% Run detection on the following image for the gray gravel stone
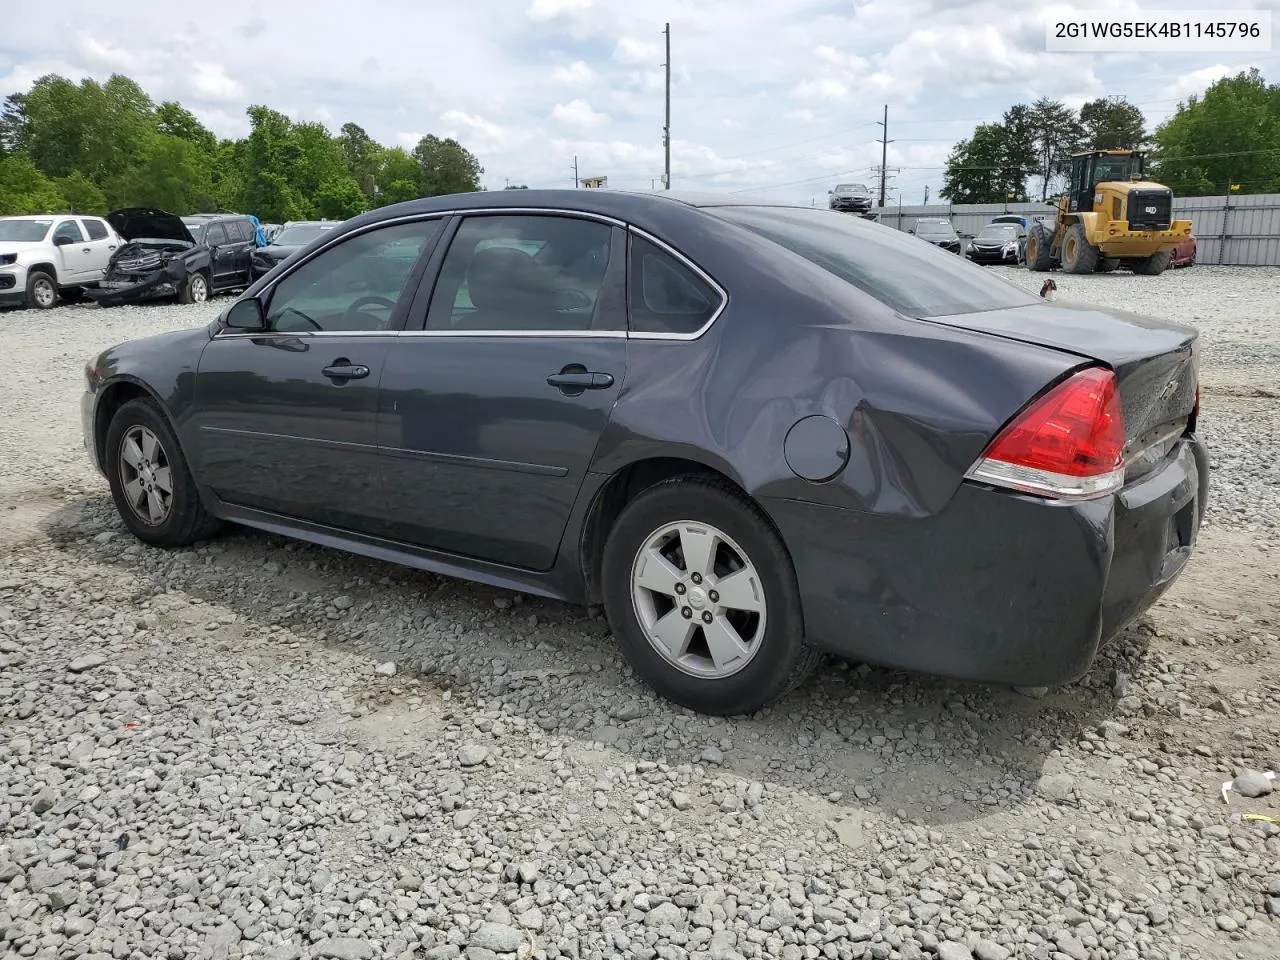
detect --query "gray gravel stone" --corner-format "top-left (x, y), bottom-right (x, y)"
top-left (468, 923), bottom-right (522, 953)
top-left (1232, 769), bottom-right (1273, 797)
top-left (938, 943), bottom-right (974, 960)
top-left (67, 652), bottom-right (107, 672)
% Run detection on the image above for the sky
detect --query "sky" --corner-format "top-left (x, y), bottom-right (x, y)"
top-left (2, 0), bottom-right (1278, 207)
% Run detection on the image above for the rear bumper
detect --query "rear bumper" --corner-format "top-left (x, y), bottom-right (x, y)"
top-left (1096, 219), bottom-right (1194, 257)
top-left (764, 435), bottom-right (1207, 687)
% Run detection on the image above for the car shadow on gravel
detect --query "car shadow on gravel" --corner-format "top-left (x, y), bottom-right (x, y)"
top-left (41, 494), bottom-right (1154, 835)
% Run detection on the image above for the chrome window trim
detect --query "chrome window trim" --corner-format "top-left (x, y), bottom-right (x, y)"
top-left (626, 227), bottom-right (729, 342)
top-left (212, 207), bottom-right (728, 343)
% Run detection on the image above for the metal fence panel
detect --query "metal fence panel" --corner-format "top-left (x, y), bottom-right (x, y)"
top-left (868, 193), bottom-right (1280, 266)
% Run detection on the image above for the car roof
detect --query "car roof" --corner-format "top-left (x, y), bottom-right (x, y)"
top-left (1, 213), bottom-right (97, 220)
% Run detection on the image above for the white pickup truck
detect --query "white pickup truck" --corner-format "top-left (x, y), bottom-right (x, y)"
top-left (0, 214), bottom-right (123, 310)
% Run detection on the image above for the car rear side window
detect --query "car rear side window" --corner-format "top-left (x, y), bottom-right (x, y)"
top-left (425, 214), bottom-right (613, 332)
top-left (81, 219), bottom-right (109, 241)
top-left (709, 205), bottom-right (1040, 318)
top-left (628, 234), bottom-right (722, 335)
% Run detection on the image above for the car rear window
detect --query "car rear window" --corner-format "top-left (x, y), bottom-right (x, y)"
top-left (707, 205), bottom-right (1041, 318)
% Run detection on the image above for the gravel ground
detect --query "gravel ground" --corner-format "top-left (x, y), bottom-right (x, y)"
top-left (1, 268), bottom-right (1278, 960)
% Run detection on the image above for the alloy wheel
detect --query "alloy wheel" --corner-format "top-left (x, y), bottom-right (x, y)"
top-left (190, 275), bottom-right (208, 302)
top-left (118, 425), bottom-right (174, 526)
top-left (630, 520), bottom-right (767, 680)
top-left (32, 278), bottom-right (55, 307)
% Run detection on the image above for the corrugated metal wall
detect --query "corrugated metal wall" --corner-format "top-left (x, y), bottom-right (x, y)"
top-left (867, 194), bottom-right (1280, 267)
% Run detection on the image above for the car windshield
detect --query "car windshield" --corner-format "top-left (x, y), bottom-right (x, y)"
top-left (914, 220), bottom-right (955, 238)
top-left (1093, 154), bottom-right (1138, 183)
top-left (835, 184), bottom-right (867, 193)
top-left (709, 205), bottom-right (1041, 318)
top-left (182, 220), bottom-right (205, 241)
top-left (0, 220), bottom-right (53, 242)
top-left (978, 225), bottom-right (1020, 240)
top-left (271, 224), bottom-right (333, 246)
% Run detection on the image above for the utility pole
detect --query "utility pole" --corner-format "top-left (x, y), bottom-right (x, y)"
top-left (876, 104), bottom-right (893, 208)
top-left (572, 156), bottom-right (579, 188)
top-left (663, 22), bottom-right (671, 190)
top-left (923, 185), bottom-right (930, 205)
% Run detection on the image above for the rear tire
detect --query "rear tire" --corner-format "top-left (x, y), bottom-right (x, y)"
top-left (1061, 222), bottom-right (1099, 274)
top-left (105, 398), bottom-right (221, 547)
top-left (1025, 224), bottom-right (1054, 272)
top-left (1133, 250), bottom-right (1173, 276)
top-left (600, 475), bottom-right (821, 716)
top-left (1096, 258), bottom-right (1120, 273)
top-left (26, 271), bottom-right (58, 309)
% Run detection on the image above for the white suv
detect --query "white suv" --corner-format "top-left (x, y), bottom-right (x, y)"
top-left (0, 214), bottom-right (122, 310)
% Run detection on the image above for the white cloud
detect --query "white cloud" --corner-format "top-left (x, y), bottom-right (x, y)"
top-left (550, 99), bottom-right (608, 127)
top-left (1169, 64), bottom-right (1237, 103)
top-left (550, 60), bottom-right (597, 85)
top-left (613, 37), bottom-right (662, 67)
top-left (0, 0), bottom-right (1264, 203)
top-left (527, 0), bottom-right (593, 20)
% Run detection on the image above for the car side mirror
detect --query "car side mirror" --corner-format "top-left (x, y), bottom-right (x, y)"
top-left (225, 297), bottom-right (266, 330)
top-left (53, 235), bottom-right (74, 246)
top-left (907, 229), bottom-right (914, 234)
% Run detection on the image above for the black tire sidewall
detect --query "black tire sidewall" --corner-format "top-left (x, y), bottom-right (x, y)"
top-left (104, 399), bottom-right (201, 546)
top-left (601, 480), bottom-right (806, 715)
top-left (26, 271), bottom-right (57, 309)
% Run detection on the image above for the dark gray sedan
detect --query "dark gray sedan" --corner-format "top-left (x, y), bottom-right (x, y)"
top-left (81, 190), bottom-right (1209, 716)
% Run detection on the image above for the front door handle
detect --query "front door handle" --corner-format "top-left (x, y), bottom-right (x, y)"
top-left (322, 361), bottom-right (370, 381)
top-left (546, 371), bottom-right (614, 390)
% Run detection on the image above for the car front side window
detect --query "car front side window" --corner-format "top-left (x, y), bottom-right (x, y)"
top-left (263, 219), bottom-right (441, 333)
top-left (53, 220), bottom-right (84, 244)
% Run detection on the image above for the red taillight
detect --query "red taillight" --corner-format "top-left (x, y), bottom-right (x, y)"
top-left (966, 366), bottom-right (1126, 500)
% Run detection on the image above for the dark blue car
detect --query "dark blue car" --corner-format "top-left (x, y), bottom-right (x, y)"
top-left (80, 190), bottom-right (1208, 716)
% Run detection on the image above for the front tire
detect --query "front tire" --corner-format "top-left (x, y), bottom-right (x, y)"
top-left (26, 271), bottom-right (58, 309)
top-left (178, 271), bottom-right (210, 304)
top-left (600, 476), bottom-right (821, 716)
top-left (105, 398), bottom-right (221, 547)
top-left (1061, 222), bottom-right (1099, 274)
top-left (1025, 225), bottom-right (1053, 272)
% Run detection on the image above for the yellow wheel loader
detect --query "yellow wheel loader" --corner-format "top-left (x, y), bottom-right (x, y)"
top-left (1025, 150), bottom-right (1194, 276)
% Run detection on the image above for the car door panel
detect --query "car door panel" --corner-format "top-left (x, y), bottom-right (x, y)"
top-left (379, 336), bottom-right (626, 569)
top-left (192, 334), bottom-right (392, 532)
top-left (78, 219), bottom-right (116, 278)
top-left (377, 214), bottom-right (627, 571)
top-left (187, 217), bottom-right (445, 535)
top-left (52, 219), bottom-right (88, 283)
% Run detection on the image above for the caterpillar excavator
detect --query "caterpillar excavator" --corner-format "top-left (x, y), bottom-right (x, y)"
top-left (1025, 149), bottom-right (1193, 276)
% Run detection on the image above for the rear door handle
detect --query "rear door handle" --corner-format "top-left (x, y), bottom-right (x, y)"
top-left (322, 362), bottom-right (370, 381)
top-left (546, 371), bottom-right (614, 390)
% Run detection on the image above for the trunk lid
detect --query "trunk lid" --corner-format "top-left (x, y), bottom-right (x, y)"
top-left (921, 301), bottom-right (1199, 471)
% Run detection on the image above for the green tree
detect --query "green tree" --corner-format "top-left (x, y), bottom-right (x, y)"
top-left (114, 134), bottom-right (215, 213)
top-left (1151, 69), bottom-right (1280, 195)
top-left (412, 135), bottom-right (483, 196)
top-left (315, 176), bottom-right (367, 219)
top-left (0, 155), bottom-right (64, 214)
top-left (338, 122), bottom-right (382, 201)
top-left (940, 124), bottom-right (1018, 203)
top-left (240, 106), bottom-right (308, 221)
top-left (54, 172), bottom-right (108, 214)
top-left (1078, 96), bottom-right (1148, 151)
top-left (156, 101), bottom-right (217, 154)
top-left (375, 147), bottom-right (422, 206)
top-left (1029, 97), bottom-right (1086, 201)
